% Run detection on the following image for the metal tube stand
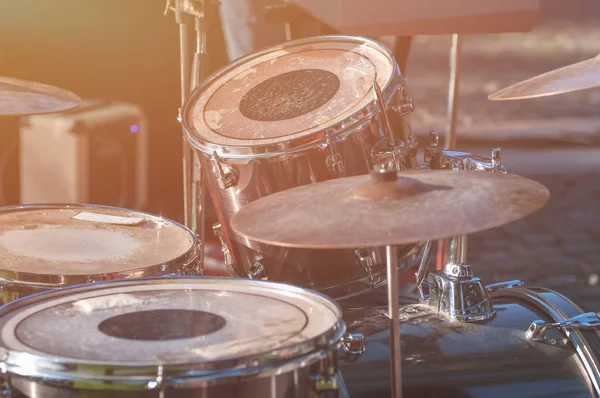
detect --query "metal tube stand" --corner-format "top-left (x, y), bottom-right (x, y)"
top-left (167, 0), bottom-right (214, 274)
top-left (386, 244), bottom-right (402, 398)
top-left (438, 33), bottom-right (466, 268)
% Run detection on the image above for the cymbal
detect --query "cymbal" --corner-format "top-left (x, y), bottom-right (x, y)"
top-left (231, 170), bottom-right (549, 249)
top-left (0, 77), bottom-right (82, 115)
top-left (488, 54), bottom-right (600, 100)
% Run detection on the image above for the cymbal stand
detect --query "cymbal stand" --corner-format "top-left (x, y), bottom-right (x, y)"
top-left (373, 86), bottom-right (403, 398)
top-left (165, 0), bottom-right (216, 273)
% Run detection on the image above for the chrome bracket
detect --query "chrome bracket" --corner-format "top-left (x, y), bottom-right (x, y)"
top-left (393, 78), bottom-right (416, 116)
top-left (325, 134), bottom-right (344, 176)
top-left (372, 133), bottom-right (418, 172)
top-left (341, 333), bottom-right (366, 363)
top-left (423, 262), bottom-right (495, 322)
top-left (210, 152), bottom-right (238, 189)
top-left (526, 312), bottom-right (600, 342)
top-left (212, 222), bottom-right (235, 274)
top-left (424, 131), bottom-right (507, 173)
top-left (355, 248), bottom-right (379, 286)
top-left (247, 260), bottom-right (268, 280)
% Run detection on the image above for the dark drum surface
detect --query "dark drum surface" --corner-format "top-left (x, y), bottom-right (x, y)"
top-left (339, 286), bottom-right (595, 398)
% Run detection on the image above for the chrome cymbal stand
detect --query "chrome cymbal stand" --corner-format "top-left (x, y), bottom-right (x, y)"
top-left (165, 0), bottom-right (216, 274)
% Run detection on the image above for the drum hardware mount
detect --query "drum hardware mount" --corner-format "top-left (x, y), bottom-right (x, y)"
top-left (526, 312), bottom-right (600, 342)
top-left (425, 131), bottom-right (506, 173)
top-left (419, 261), bottom-right (496, 322)
top-left (247, 259), bottom-right (268, 280)
top-left (210, 152), bottom-right (238, 189)
top-left (212, 222), bottom-right (235, 274)
top-left (340, 333), bottom-right (366, 363)
top-left (325, 133), bottom-right (344, 176)
top-left (392, 77), bottom-right (416, 117)
top-left (355, 248), bottom-right (379, 286)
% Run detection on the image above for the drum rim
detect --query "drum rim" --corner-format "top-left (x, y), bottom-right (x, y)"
top-left (182, 35), bottom-right (403, 159)
top-left (0, 277), bottom-right (345, 388)
top-left (0, 204), bottom-right (198, 285)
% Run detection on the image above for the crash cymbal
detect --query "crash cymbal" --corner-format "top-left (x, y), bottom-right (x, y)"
top-left (489, 54), bottom-right (600, 100)
top-left (0, 77), bottom-right (82, 115)
top-left (231, 169), bottom-right (549, 249)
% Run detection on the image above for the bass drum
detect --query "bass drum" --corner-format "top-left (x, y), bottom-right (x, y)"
top-left (339, 285), bottom-right (600, 397)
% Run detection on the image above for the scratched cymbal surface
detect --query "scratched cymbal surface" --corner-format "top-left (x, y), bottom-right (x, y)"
top-left (0, 76), bottom-right (81, 115)
top-left (489, 54), bottom-right (600, 100)
top-left (231, 170), bottom-right (550, 249)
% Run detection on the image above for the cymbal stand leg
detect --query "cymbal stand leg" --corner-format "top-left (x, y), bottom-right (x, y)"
top-left (386, 245), bottom-right (402, 398)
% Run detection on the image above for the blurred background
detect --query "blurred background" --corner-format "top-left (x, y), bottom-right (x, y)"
top-left (1, 0), bottom-right (600, 308)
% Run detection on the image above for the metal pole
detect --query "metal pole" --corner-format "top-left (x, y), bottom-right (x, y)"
top-left (175, 0), bottom-right (194, 233)
top-left (445, 33), bottom-right (461, 150)
top-left (386, 245), bottom-right (402, 398)
top-left (439, 34), bottom-right (467, 267)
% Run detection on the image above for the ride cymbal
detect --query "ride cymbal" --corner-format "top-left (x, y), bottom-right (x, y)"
top-left (0, 77), bottom-right (81, 115)
top-left (231, 169), bottom-right (549, 249)
top-left (489, 54), bottom-right (600, 100)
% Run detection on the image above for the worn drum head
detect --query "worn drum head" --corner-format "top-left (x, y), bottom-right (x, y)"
top-left (184, 36), bottom-right (397, 151)
top-left (0, 277), bottom-right (343, 386)
top-left (0, 205), bottom-right (196, 283)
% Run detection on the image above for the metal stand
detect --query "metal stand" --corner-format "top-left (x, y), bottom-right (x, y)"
top-left (166, 0), bottom-right (216, 273)
top-left (437, 34), bottom-right (464, 269)
top-left (386, 244), bottom-right (402, 398)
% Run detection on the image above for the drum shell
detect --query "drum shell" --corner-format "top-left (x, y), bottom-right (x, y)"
top-left (7, 354), bottom-right (334, 398)
top-left (189, 74), bottom-right (418, 299)
top-left (339, 286), bottom-right (598, 397)
top-left (0, 204), bottom-right (199, 305)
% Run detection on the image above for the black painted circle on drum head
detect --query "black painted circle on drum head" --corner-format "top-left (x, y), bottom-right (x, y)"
top-left (98, 309), bottom-right (226, 341)
top-left (239, 69), bottom-right (340, 122)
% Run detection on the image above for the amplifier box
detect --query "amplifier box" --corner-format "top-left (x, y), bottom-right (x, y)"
top-left (19, 100), bottom-right (148, 210)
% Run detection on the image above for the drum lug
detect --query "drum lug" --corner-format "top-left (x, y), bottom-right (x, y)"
top-left (526, 312), bottom-right (600, 342)
top-left (308, 371), bottom-right (338, 396)
top-left (424, 131), bottom-right (507, 173)
top-left (247, 260), bottom-right (268, 280)
top-left (341, 333), bottom-right (366, 362)
top-left (212, 222), bottom-right (236, 274)
top-left (210, 153), bottom-right (238, 189)
top-left (355, 248), bottom-right (379, 286)
top-left (393, 78), bottom-right (415, 116)
top-left (325, 134), bottom-right (344, 176)
top-left (485, 279), bottom-right (524, 293)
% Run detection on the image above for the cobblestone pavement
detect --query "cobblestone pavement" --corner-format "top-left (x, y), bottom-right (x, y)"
top-left (462, 145), bottom-right (600, 312)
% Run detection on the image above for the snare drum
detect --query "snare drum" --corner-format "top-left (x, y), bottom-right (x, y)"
top-left (183, 35), bottom-right (422, 299)
top-left (0, 277), bottom-right (346, 397)
top-left (0, 204), bottom-right (198, 304)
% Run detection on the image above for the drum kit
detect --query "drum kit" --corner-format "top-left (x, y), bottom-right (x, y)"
top-left (1, 2), bottom-right (600, 397)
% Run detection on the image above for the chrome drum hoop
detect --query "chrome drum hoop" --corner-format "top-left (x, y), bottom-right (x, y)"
top-left (0, 277), bottom-right (347, 397)
top-left (491, 287), bottom-right (600, 397)
top-left (183, 35), bottom-right (418, 298)
top-left (0, 204), bottom-right (199, 305)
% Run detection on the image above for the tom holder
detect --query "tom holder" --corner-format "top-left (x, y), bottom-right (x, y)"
top-left (418, 131), bottom-right (507, 322)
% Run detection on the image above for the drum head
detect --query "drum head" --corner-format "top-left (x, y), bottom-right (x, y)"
top-left (0, 205), bottom-right (195, 281)
top-left (0, 278), bottom-right (342, 373)
top-left (184, 36), bottom-right (396, 149)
